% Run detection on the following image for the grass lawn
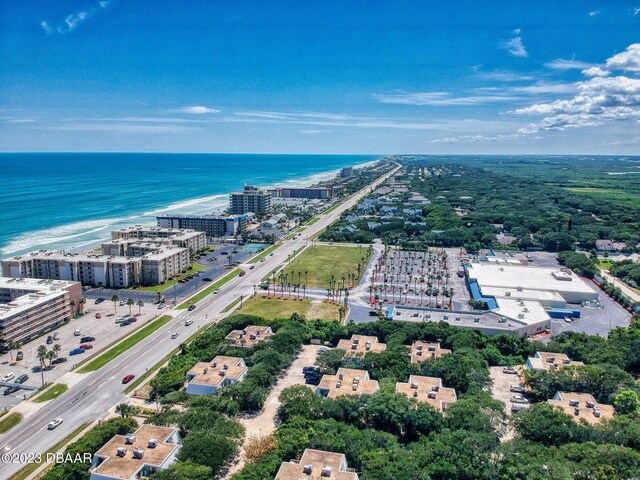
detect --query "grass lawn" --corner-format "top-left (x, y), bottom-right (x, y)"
top-left (8, 422), bottom-right (91, 480)
top-left (177, 268), bottom-right (242, 309)
top-left (238, 296), bottom-right (341, 320)
top-left (275, 245), bottom-right (372, 289)
top-left (0, 412), bottom-right (22, 435)
top-left (33, 383), bottom-right (68, 403)
top-left (78, 315), bottom-right (173, 373)
top-left (597, 259), bottom-right (615, 270)
top-left (565, 187), bottom-right (640, 209)
top-left (248, 244), bottom-right (280, 264)
top-left (137, 263), bottom-right (207, 293)
top-left (306, 217), bottom-right (320, 225)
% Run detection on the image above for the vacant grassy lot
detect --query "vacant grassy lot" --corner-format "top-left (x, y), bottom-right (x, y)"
top-left (565, 187), bottom-right (640, 209)
top-left (238, 296), bottom-right (341, 320)
top-left (33, 383), bottom-right (68, 403)
top-left (277, 245), bottom-right (371, 289)
top-left (78, 315), bottom-right (173, 373)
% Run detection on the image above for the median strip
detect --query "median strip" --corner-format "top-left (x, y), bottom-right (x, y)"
top-left (0, 412), bottom-right (23, 435)
top-left (77, 315), bottom-right (174, 373)
top-left (248, 244), bottom-right (280, 263)
top-left (32, 383), bottom-right (68, 403)
top-left (177, 268), bottom-right (242, 309)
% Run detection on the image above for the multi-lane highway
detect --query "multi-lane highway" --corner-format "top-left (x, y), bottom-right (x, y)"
top-left (0, 163), bottom-right (399, 478)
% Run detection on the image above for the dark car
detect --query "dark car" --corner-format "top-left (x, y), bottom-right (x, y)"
top-left (202, 277), bottom-right (212, 282)
top-left (178, 279), bottom-right (187, 283)
top-left (80, 336), bottom-right (95, 343)
top-left (188, 305), bottom-right (196, 311)
top-left (52, 357), bottom-right (68, 365)
top-left (122, 374), bottom-right (135, 384)
top-left (46, 335), bottom-right (54, 344)
top-left (15, 351), bottom-right (24, 361)
top-left (239, 271), bottom-right (246, 277)
top-left (70, 348), bottom-right (85, 355)
top-left (14, 374), bottom-right (28, 384)
top-left (305, 377), bottom-right (321, 385)
top-left (120, 321), bottom-right (131, 326)
top-left (3, 386), bottom-right (19, 395)
top-left (127, 317), bottom-right (137, 323)
top-left (368, 310), bottom-right (379, 316)
top-left (303, 366), bottom-right (319, 374)
top-left (95, 297), bottom-right (105, 304)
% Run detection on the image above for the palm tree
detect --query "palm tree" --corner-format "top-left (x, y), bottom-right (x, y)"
top-left (79, 297), bottom-right (86, 314)
top-left (69, 300), bottom-right (76, 316)
top-left (6, 340), bottom-right (15, 361)
top-left (52, 343), bottom-right (61, 359)
top-left (36, 345), bottom-right (47, 386)
top-left (115, 403), bottom-right (139, 418)
top-left (137, 300), bottom-right (144, 315)
top-left (126, 298), bottom-right (134, 315)
top-left (45, 350), bottom-right (56, 368)
top-left (156, 291), bottom-right (162, 304)
top-left (111, 294), bottom-right (120, 313)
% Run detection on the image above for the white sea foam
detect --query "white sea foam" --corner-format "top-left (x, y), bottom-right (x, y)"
top-left (1, 159), bottom-right (380, 257)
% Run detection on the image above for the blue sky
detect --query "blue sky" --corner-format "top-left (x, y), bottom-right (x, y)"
top-left (1, 1), bottom-right (640, 154)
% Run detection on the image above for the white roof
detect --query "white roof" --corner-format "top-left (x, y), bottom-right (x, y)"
top-left (494, 298), bottom-right (551, 326)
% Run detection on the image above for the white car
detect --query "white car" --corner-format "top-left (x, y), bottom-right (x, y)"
top-left (74, 329), bottom-right (81, 336)
top-left (213, 290), bottom-right (220, 294)
top-left (171, 332), bottom-right (179, 339)
top-left (510, 394), bottom-right (528, 404)
top-left (185, 319), bottom-right (194, 326)
top-left (1, 373), bottom-right (15, 383)
top-left (47, 418), bottom-right (63, 430)
top-left (157, 303), bottom-right (165, 309)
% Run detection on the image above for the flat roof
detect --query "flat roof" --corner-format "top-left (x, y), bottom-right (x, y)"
top-left (494, 298), bottom-right (551, 326)
top-left (336, 335), bottom-right (386, 356)
top-left (481, 286), bottom-right (566, 303)
top-left (409, 341), bottom-right (451, 363)
top-left (395, 375), bottom-right (457, 412)
top-left (187, 356), bottom-right (246, 387)
top-left (0, 277), bottom-right (77, 291)
top-left (317, 368), bottom-right (379, 399)
top-left (548, 392), bottom-right (615, 425)
top-left (526, 352), bottom-right (584, 371)
top-left (225, 325), bottom-right (274, 348)
top-left (275, 449), bottom-right (357, 480)
top-left (92, 425), bottom-right (179, 480)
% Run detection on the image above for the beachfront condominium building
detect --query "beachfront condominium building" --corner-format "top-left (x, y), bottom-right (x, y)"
top-left (1, 246), bottom-right (189, 288)
top-left (0, 277), bottom-right (82, 348)
top-left (268, 187), bottom-right (333, 199)
top-left (275, 449), bottom-right (359, 480)
top-left (110, 226), bottom-right (206, 253)
top-left (156, 213), bottom-right (254, 238)
top-left (90, 425), bottom-right (181, 480)
top-left (229, 184), bottom-right (272, 215)
top-left (340, 167), bottom-right (354, 178)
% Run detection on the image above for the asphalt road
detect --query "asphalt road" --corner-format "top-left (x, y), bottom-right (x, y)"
top-left (0, 164), bottom-right (399, 478)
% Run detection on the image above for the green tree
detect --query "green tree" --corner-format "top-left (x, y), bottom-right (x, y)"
top-left (152, 461), bottom-right (213, 480)
top-left (126, 298), bottom-right (134, 315)
top-left (115, 403), bottom-right (140, 418)
top-left (111, 294), bottom-right (120, 313)
top-left (613, 390), bottom-right (640, 415)
top-left (177, 430), bottom-right (238, 475)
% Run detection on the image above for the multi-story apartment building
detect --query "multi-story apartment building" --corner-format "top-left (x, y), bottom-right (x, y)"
top-left (229, 184), bottom-right (272, 215)
top-left (0, 277), bottom-right (81, 348)
top-left (110, 226), bottom-right (206, 253)
top-left (156, 213), bottom-right (253, 237)
top-left (268, 187), bottom-right (333, 199)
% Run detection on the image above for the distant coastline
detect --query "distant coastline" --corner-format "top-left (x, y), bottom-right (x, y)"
top-left (0, 153), bottom-right (379, 257)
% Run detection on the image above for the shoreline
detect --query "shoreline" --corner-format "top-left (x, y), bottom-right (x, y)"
top-left (2, 158), bottom-right (381, 257)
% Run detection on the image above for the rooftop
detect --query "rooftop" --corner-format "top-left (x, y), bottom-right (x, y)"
top-left (225, 325), bottom-right (274, 348)
top-left (336, 335), bottom-right (387, 357)
top-left (317, 368), bottom-right (379, 399)
top-left (91, 425), bottom-right (179, 480)
top-left (409, 341), bottom-right (451, 363)
top-left (548, 392), bottom-right (615, 425)
top-left (526, 352), bottom-right (585, 372)
top-left (395, 375), bottom-right (457, 412)
top-left (187, 356), bottom-right (247, 387)
top-left (275, 448), bottom-right (358, 480)
top-left (494, 298), bottom-right (551, 326)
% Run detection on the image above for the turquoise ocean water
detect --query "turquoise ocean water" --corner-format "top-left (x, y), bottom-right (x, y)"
top-left (0, 153), bottom-right (379, 256)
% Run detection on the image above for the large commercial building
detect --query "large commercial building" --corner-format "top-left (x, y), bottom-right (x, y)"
top-left (268, 187), bottom-right (333, 199)
top-left (90, 425), bottom-right (181, 480)
top-left (275, 449), bottom-right (359, 480)
top-left (156, 213), bottom-right (253, 237)
top-left (229, 184), bottom-right (272, 215)
top-left (340, 167), bottom-right (354, 178)
top-left (0, 277), bottom-right (81, 348)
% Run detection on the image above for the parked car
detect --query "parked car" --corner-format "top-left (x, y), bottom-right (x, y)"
top-left (305, 377), bottom-right (321, 385)
top-left (157, 303), bottom-right (165, 309)
top-left (47, 418), bottom-right (63, 430)
top-left (188, 305), bottom-right (196, 311)
top-left (15, 351), bottom-right (24, 361)
top-left (185, 319), bottom-right (194, 326)
top-left (202, 277), bottom-right (212, 282)
top-left (53, 332), bottom-right (60, 340)
top-left (178, 279), bottom-right (187, 284)
top-left (69, 348), bottom-right (85, 355)
top-left (80, 336), bottom-right (95, 343)
top-left (95, 313), bottom-right (102, 319)
top-left (79, 344), bottom-right (93, 350)
top-left (127, 317), bottom-right (137, 323)
top-left (74, 329), bottom-right (81, 336)
top-left (171, 332), bottom-right (179, 339)
top-left (510, 394), bottom-right (528, 404)
top-left (510, 385), bottom-right (525, 393)
top-left (122, 374), bottom-right (135, 384)
top-left (368, 310), bottom-right (379, 316)
top-left (46, 335), bottom-right (54, 344)
top-left (95, 297), bottom-right (105, 304)
top-left (120, 321), bottom-right (131, 326)
top-left (2, 373), bottom-right (15, 382)
top-left (3, 386), bottom-right (19, 395)
top-left (14, 374), bottom-right (28, 384)
top-left (52, 357), bottom-right (67, 365)
top-left (303, 366), bottom-right (319, 374)
top-left (503, 367), bottom-right (518, 375)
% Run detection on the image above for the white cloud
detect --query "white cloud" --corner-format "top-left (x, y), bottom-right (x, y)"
top-left (474, 70), bottom-right (536, 82)
top-left (545, 58), bottom-right (595, 70)
top-left (45, 123), bottom-right (200, 135)
top-left (429, 133), bottom-right (521, 144)
top-left (582, 66), bottom-right (610, 77)
top-left (499, 30), bottom-right (528, 57)
top-left (181, 106), bottom-right (221, 114)
top-left (41, 1), bottom-right (112, 35)
top-left (634, 7), bottom-right (640, 16)
top-left (605, 43), bottom-right (640, 72)
top-left (375, 91), bottom-right (520, 106)
top-left (588, 10), bottom-right (600, 17)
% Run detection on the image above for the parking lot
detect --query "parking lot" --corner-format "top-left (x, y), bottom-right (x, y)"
top-left (0, 301), bottom-right (160, 411)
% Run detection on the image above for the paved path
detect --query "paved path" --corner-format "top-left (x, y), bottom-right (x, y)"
top-left (599, 271), bottom-right (640, 303)
top-left (223, 345), bottom-right (321, 478)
